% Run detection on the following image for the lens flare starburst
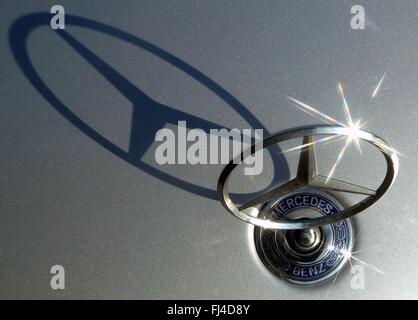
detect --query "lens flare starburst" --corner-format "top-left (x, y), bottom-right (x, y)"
top-left (287, 81), bottom-right (377, 182)
top-left (371, 73), bottom-right (386, 98)
top-left (328, 245), bottom-right (384, 274)
top-left (324, 242), bottom-right (385, 298)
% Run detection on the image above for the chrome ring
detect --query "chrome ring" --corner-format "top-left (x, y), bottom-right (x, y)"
top-left (218, 125), bottom-right (398, 230)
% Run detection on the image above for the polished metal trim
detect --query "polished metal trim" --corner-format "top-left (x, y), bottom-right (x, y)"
top-left (218, 125), bottom-right (398, 230)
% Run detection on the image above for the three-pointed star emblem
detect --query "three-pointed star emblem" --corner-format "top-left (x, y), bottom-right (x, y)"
top-left (238, 136), bottom-right (376, 211)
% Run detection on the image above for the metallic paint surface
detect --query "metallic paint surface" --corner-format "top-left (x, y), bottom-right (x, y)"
top-left (0, 0), bottom-right (417, 299)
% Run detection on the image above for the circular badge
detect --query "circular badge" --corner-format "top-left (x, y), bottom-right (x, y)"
top-left (254, 190), bottom-right (354, 285)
